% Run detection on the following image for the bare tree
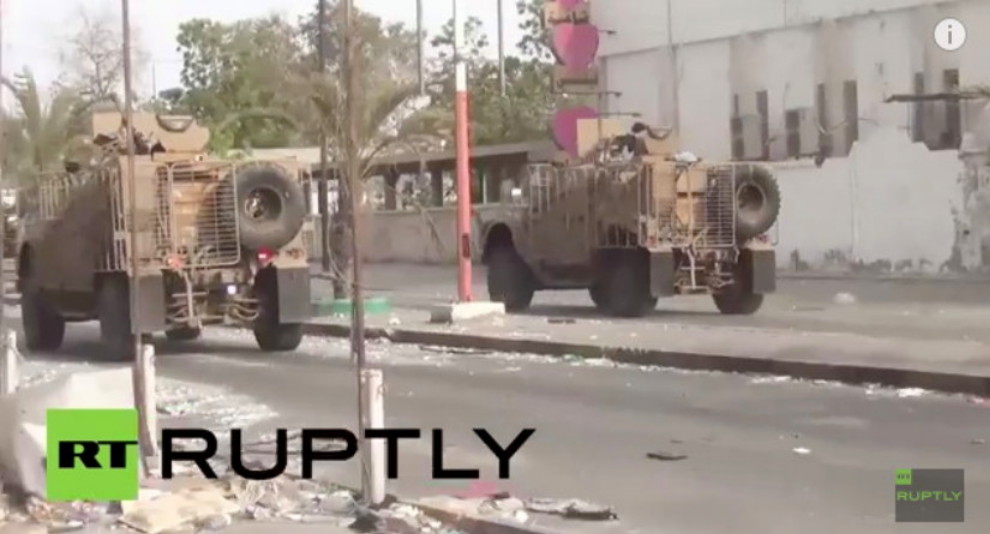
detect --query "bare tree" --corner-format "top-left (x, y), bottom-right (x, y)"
top-left (57, 5), bottom-right (150, 102)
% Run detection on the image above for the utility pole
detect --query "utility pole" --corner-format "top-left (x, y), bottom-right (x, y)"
top-left (342, 0), bottom-right (370, 501)
top-left (121, 0), bottom-right (155, 473)
top-left (417, 0), bottom-right (425, 95)
top-left (0, 0), bottom-right (6, 338)
top-left (317, 0), bottom-right (332, 273)
top-left (497, 0), bottom-right (506, 97)
top-left (453, 0), bottom-right (473, 302)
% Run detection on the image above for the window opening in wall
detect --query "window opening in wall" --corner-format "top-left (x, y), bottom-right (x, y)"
top-left (912, 72), bottom-right (925, 143)
top-left (816, 83), bottom-right (831, 158)
top-left (757, 90), bottom-right (769, 160)
top-left (785, 110), bottom-right (800, 158)
top-left (943, 68), bottom-right (961, 150)
top-left (730, 93), bottom-right (743, 160)
top-left (843, 80), bottom-right (858, 156)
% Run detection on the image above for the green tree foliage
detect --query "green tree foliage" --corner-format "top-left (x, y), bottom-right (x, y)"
top-left (175, 16), bottom-right (305, 152)
top-left (2, 70), bottom-right (92, 184)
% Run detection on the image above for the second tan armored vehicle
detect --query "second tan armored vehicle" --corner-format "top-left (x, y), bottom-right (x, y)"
top-left (478, 124), bottom-right (780, 318)
top-left (16, 112), bottom-right (313, 359)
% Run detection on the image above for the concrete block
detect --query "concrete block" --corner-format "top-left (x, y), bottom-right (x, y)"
top-left (429, 301), bottom-right (506, 324)
top-left (0, 367), bottom-right (134, 496)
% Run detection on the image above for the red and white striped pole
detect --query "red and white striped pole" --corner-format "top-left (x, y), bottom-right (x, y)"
top-left (453, 0), bottom-right (473, 302)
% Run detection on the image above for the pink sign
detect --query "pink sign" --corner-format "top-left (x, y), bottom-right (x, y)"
top-left (552, 23), bottom-right (600, 70)
top-left (552, 107), bottom-right (599, 158)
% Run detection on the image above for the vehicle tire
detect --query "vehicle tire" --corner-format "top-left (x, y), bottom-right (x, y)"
top-left (604, 250), bottom-right (656, 318)
top-left (233, 163), bottom-right (307, 251)
top-left (713, 285), bottom-right (765, 315)
top-left (97, 276), bottom-right (136, 361)
top-left (487, 247), bottom-right (535, 312)
top-left (589, 284), bottom-right (609, 311)
top-left (165, 327), bottom-right (202, 342)
top-left (734, 165), bottom-right (781, 242)
top-left (21, 273), bottom-right (65, 352)
top-left (252, 284), bottom-right (303, 352)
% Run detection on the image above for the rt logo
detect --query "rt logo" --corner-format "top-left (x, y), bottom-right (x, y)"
top-left (46, 409), bottom-right (139, 501)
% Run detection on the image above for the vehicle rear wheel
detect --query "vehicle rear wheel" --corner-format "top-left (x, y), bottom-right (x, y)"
top-left (589, 284), bottom-right (609, 311)
top-left (253, 284), bottom-right (303, 352)
top-left (487, 247), bottom-right (535, 312)
top-left (165, 327), bottom-right (202, 342)
top-left (604, 250), bottom-right (656, 318)
top-left (713, 285), bottom-right (765, 315)
top-left (21, 274), bottom-right (65, 352)
top-left (97, 276), bottom-right (136, 361)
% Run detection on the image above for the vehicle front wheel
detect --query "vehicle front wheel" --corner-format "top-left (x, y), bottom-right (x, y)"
top-left (713, 286), bottom-right (765, 315)
top-left (165, 327), bottom-right (202, 342)
top-left (487, 247), bottom-right (535, 312)
top-left (21, 276), bottom-right (65, 352)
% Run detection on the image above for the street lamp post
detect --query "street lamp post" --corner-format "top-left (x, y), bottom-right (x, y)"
top-left (453, 0), bottom-right (472, 302)
top-left (121, 0), bottom-right (155, 473)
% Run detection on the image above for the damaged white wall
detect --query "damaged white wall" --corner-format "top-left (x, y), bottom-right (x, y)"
top-left (596, 0), bottom-right (990, 272)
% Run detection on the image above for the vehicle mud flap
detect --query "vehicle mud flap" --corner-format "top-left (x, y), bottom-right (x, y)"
top-left (649, 250), bottom-right (677, 298)
top-left (743, 248), bottom-right (777, 294)
top-left (131, 274), bottom-right (166, 333)
top-left (275, 267), bottom-right (311, 324)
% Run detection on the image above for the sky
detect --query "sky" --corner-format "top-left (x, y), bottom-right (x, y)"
top-left (1, 0), bottom-right (525, 98)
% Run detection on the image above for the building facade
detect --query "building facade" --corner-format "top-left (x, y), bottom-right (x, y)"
top-left (593, 0), bottom-right (990, 273)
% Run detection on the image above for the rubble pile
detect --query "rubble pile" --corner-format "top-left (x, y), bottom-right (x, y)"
top-left (0, 470), bottom-right (471, 534)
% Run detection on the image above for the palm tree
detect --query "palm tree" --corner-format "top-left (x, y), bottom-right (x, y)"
top-left (2, 70), bottom-right (92, 185)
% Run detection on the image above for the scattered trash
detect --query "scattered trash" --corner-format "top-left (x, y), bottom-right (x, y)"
top-left (525, 498), bottom-right (618, 521)
top-left (833, 292), bottom-right (857, 305)
top-left (971, 439), bottom-right (986, 445)
top-left (792, 447), bottom-right (812, 455)
top-left (896, 388), bottom-right (927, 398)
top-left (388, 317), bottom-right (402, 326)
top-left (646, 450), bottom-right (687, 461)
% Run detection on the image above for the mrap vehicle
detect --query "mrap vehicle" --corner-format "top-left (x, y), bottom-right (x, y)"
top-left (478, 125), bottom-right (781, 318)
top-left (15, 112), bottom-right (313, 359)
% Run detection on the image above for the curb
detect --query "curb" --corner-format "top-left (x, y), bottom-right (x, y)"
top-left (298, 322), bottom-right (990, 398)
top-left (6, 297), bottom-right (988, 397)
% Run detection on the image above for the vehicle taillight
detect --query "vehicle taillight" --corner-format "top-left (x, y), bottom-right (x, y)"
top-left (257, 248), bottom-right (276, 265)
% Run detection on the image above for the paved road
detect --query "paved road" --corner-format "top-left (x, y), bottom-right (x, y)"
top-left (311, 263), bottom-right (990, 343)
top-left (18, 314), bottom-right (990, 534)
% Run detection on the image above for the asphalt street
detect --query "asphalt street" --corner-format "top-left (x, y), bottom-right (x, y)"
top-left (15, 312), bottom-right (990, 534)
top-left (311, 264), bottom-right (990, 343)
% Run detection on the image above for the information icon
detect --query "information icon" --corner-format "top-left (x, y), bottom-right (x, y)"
top-left (934, 18), bottom-right (966, 51)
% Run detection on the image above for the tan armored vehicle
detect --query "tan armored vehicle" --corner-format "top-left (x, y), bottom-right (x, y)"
top-left (479, 122), bottom-right (780, 318)
top-left (15, 112), bottom-right (313, 358)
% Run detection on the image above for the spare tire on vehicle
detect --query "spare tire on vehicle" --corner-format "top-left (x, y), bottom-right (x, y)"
top-left (734, 165), bottom-right (781, 242)
top-left (233, 163), bottom-right (307, 251)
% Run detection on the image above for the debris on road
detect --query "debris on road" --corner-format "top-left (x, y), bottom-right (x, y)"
top-left (833, 292), bottom-right (858, 305)
top-left (793, 447), bottom-right (812, 455)
top-left (548, 318), bottom-right (577, 325)
top-left (646, 450), bottom-right (688, 461)
top-left (896, 388), bottom-right (927, 398)
top-left (524, 497), bottom-right (618, 521)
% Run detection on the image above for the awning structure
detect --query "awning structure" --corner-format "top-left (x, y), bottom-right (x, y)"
top-left (885, 91), bottom-right (989, 103)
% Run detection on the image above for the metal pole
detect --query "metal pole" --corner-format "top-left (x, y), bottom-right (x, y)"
top-left (453, 0), bottom-right (473, 302)
top-left (417, 0), bottom-right (425, 95)
top-left (497, 0), bottom-right (506, 97)
top-left (317, 0), bottom-right (332, 273)
top-left (343, 0), bottom-right (370, 502)
top-left (121, 0), bottom-right (154, 472)
top-left (362, 368), bottom-right (386, 504)
top-left (0, 0), bottom-right (6, 337)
